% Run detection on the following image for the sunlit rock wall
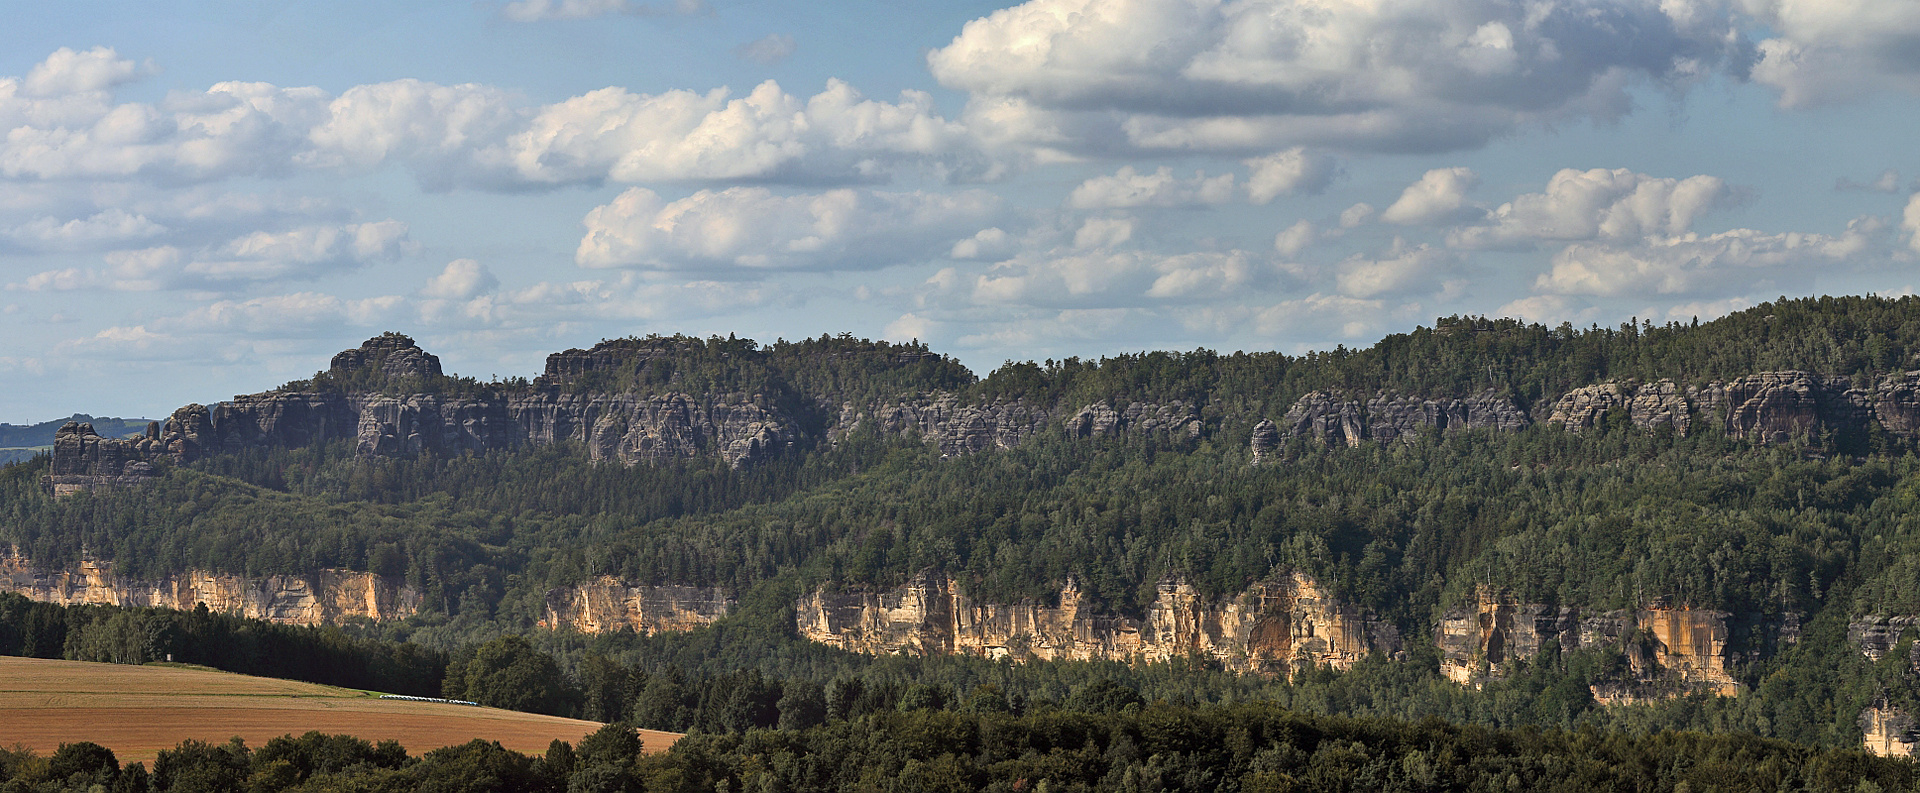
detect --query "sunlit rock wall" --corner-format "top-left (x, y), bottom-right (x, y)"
top-left (538, 577), bottom-right (733, 634)
top-left (0, 551), bottom-right (419, 625)
top-left (795, 571), bottom-right (1400, 674)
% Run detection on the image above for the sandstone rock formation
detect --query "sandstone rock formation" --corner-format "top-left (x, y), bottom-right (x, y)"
top-left (850, 394), bottom-right (1052, 456)
top-left (1848, 615), bottom-right (1920, 668)
top-left (46, 421), bottom-right (161, 496)
top-left (1249, 419), bottom-right (1281, 465)
top-left (538, 577), bottom-right (732, 634)
top-left (1863, 703), bottom-right (1918, 758)
top-left (1871, 372), bottom-right (1920, 438)
top-left (1279, 389), bottom-right (1529, 446)
top-left (1435, 587), bottom-right (1764, 698)
top-left (329, 332), bottom-right (443, 379)
top-left (0, 551), bottom-right (419, 626)
top-left (1063, 401), bottom-right (1202, 441)
top-left (795, 571), bottom-right (1400, 675)
top-left (1548, 380), bottom-right (1694, 435)
top-left (1722, 371), bottom-right (1870, 443)
top-left (1546, 372), bottom-right (1903, 443)
top-left (52, 334), bottom-right (1230, 495)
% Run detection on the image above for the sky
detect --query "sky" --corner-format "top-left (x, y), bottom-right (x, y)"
top-left (3, 0), bottom-right (1920, 422)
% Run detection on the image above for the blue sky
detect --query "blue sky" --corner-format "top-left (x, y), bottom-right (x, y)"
top-left (3, 0), bottom-right (1920, 421)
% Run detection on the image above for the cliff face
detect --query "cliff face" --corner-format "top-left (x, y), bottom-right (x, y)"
top-left (1862, 704), bottom-right (1917, 758)
top-left (794, 571), bottom-right (1400, 674)
top-left (1277, 389), bottom-right (1529, 446)
top-left (1546, 371), bottom-right (1918, 443)
top-left (1433, 587), bottom-right (1791, 698)
top-left (0, 552), bottom-right (419, 626)
top-left (538, 577), bottom-right (733, 634)
top-left (1548, 379), bottom-right (1697, 435)
top-left (1848, 615), bottom-right (1920, 666)
top-left (46, 421), bottom-right (161, 495)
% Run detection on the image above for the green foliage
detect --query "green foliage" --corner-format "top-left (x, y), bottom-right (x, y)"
top-left (444, 636), bottom-right (576, 716)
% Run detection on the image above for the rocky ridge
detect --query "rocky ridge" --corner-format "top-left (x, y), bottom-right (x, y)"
top-left (0, 550), bottom-right (419, 626)
top-left (794, 571), bottom-right (1401, 675)
top-left (51, 335), bottom-right (1216, 492)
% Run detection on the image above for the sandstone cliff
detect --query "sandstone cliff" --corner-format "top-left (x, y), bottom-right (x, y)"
top-left (1862, 703), bottom-right (1917, 758)
top-left (538, 577), bottom-right (733, 634)
top-left (795, 571), bottom-right (1400, 674)
top-left (1433, 587), bottom-right (1800, 699)
top-left (1276, 389), bottom-right (1529, 447)
top-left (55, 336), bottom-right (1224, 494)
top-left (46, 421), bottom-right (161, 495)
top-left (1848, 615), bottom-right (1920, 667)
top-left (1547, 371), bottom-right (1903, 443)
top-left (0, 551), bottom-right (419, 626)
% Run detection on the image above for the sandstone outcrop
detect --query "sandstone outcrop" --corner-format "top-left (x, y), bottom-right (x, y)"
top-left (1435, 587), bottom-right (1770, 698)
top-left (1722, 371), bottom-right (1870, 443)
top-left (329, 332), bottom-right (443, 379)
top-left (857, 394), bottom-right (1052, 456)
top-left (1548, 379), bottom-right (1694, 435)
top-left (795, 571), bottom-right (1400, 674)
top-left (45, 421), bottom-right (161, 495)
top-left (1545, 372), bottom-right (1906, 443)
top-left (1864, 703), bottom-right (1918, 758)
top-left (1279, 389), bottom-right (1529, 446)
top-left (1063, 401), bottom-right (1202, 441)
top-left (1848, 615), bottom-right (1920, 667)
top-left (538, 577), bottom-right (732, 634)
top-left (0, 551), bottom-right (419, 625)
top-left (1249, 419), bottom-right (1281, 465)
top-left (1871, 372), bottom-right (1920, 438)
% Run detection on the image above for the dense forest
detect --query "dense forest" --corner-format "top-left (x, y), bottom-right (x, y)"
top-left (9, 295), bottom-right (1920, 776)
top-left (1, 711), bottom-right (1912, 793)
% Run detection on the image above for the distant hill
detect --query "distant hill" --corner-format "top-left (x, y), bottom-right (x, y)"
top-left (0, 413), bottom-right (152, 447)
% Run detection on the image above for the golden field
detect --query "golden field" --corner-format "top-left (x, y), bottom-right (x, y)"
top-left (0, 656), bottom-right (681, 763)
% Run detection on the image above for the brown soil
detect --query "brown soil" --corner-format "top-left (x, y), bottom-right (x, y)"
top-left (0, 656), bottom-right (681, 763)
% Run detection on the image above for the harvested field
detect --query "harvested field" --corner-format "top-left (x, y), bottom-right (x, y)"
top-left (0, 656), bottom-right (681, 763)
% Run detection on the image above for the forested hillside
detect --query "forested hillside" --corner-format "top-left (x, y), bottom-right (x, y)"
top-left (9, 295), bottom-right (1920, 762)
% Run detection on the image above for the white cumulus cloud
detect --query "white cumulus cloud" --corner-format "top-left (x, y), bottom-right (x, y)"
top-left (14, 220), bottom-right (409, 292)
top-left (1449, 168), bottom-right (1735, 249)
top-left (929, 0), bottom-right (1748, 155)
top-left (421, 259), bottom-right (500, 299)
top-left (1746, 2), bottom-right (1920, 106)
top-left (1067, 166), bottom-right (1235, 209)
top-left (1381, 167), bottom-right (1481, 225)
top-left (1244, 148), bottom-right (1336, 203)
top-left (575, 186), bottom-right (1002, 272)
